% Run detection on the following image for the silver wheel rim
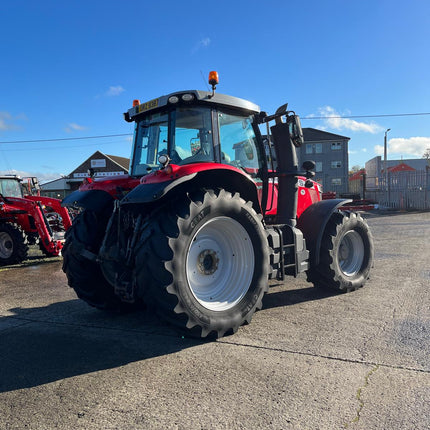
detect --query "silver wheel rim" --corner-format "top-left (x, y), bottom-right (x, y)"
top-left (186, 216), bottom-right (254, 311)
top-left (338, 230), bottom-right (364, 276)
top-left (0, 232), bottom-right (14, 259)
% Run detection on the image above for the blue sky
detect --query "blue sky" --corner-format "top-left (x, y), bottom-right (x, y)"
top-left (1, 0), bottom-right (429, 182)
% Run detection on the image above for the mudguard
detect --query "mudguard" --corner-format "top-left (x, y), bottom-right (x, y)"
top-left (121, 173), bottom-right (196, 205)
top-left (296, 199), bottom-right (352, 266)
top-left (120, 169), bottom-right (261, 212)
top-left (62, 189), bottom-right (114, 211)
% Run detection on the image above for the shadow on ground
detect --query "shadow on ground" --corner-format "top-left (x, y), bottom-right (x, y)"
top-left (0, 300), bottom-right (203, 393)
top-left (0, 281), bottom-right (336, 393)
top-left (263, 283), bottom-right (337, 310)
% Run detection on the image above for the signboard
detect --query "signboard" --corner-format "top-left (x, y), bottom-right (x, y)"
top-left (73, 171), bottom-right (124, 178)
top-left (91, 159), bottom-right (106, 168)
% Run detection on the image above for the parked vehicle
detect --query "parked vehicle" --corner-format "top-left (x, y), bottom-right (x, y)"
top-left (0, 175), bottom-right (72, 265)
top-left (322, 191), bottom-right (376, 211)
top-left (62, 72), bottom-right (374, 337)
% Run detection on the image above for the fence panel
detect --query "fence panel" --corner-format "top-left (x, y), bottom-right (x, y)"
top-left (364, 169), bottom-right (430, 210)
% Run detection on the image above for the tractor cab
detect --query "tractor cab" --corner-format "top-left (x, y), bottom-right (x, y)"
top-left (22, 177), bottom-right (41, 196)
top-left (125, 84), bottom-right (265, 181)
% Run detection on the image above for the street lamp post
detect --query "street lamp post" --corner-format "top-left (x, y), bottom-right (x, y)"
top-left (384, 128), bottom-right (391, 188)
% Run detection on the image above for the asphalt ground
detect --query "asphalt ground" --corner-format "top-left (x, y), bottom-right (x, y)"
top-left (0, 211), bottom-right (429, 429)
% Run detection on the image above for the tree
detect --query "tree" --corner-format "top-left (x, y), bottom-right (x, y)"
top-left (349, 165), bottom-right (362, 175)
top-left (423, 148), bottom-right (430, 165)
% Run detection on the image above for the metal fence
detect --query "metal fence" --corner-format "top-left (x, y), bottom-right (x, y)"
top-left (363, 169), bottom-right (430, 210)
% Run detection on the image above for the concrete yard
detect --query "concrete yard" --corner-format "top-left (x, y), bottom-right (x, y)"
top-left (0, 211), bottom-right (429, 429)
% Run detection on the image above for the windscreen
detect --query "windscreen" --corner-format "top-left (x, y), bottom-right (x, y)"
top-left (131, 112), bottom-right (168, 176)
top-left (0, 179), bottom-right (23, 198)
top-left (130, 106), bottom-right (214, 176)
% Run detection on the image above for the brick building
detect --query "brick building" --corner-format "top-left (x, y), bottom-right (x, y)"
top-left (41, 151), bottom-right (129, 198)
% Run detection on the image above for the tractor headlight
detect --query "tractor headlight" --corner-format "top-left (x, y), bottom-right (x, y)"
top-left (168, 96), bottom-right (179, 104)
top-left (158, 154), bottom-right (170, 166)
top-left (181, 93), bottom-right (194, 102)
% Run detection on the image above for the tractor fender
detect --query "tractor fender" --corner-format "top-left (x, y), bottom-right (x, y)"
top-left (121, 173), bottom-right (197, 205)
top-left (121, 169), bottom-right (262, 213)
top-left (296, 198), bottom-right (352, 266)
top-left (62, 189), bottom-right (114, 211)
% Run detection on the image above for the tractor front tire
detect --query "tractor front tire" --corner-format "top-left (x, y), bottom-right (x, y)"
top-left (0, 223), bottom-right (28, 265)
top-left (307, 212), bottom-right (374, 292)
top-left (134, 188), bottom-right (270, 338)
top-left (62, 209), bottom-right (125, 311)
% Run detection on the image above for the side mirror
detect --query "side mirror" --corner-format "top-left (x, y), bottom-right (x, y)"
top-left (31, 177), bottom-right (40, 190)
top-left (302, 160), bottom-right (315, 171)
top-left (288, 115), bottom-right (304, 147)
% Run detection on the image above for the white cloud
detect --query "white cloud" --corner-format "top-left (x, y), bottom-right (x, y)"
top-left (0, 112), bottom-right (12, 130)
top-left (317, 106), bottom-right (384, 134)
top-left (374, 136), bottom-right (430, 158)
top-left (0, 169), bottom-right (64, 184)
top-left (94, 85), bottom-right (126, 99)
top-left (64, 123), bottom-right (88, 133)
top-left (0, 111), bottom-right (26, 131)
top-left (374, 145), bottom-right (384, 155)
top-left (105, 85), bottom-right (125, 97)
top-left (192, 37), bottom-right (211, 54)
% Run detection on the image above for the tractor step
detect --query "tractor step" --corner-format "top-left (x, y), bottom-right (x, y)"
top-left (267, 225), bottom-right (309, 280)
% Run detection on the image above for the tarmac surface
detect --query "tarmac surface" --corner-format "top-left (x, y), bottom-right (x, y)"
top-left (0, 211), bottom-right (429, 429)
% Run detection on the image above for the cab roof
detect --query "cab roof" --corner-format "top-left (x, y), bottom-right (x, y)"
top-left (0, 175), bottom-right (21, 181)
top-left (127, 90), bottom-right (260, 121)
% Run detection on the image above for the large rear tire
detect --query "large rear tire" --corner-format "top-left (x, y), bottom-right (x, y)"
top-left (307, 212), bottom-right (374, 292)
top-left (134, 188), bottom-right (270, 338)
top-left (0, 223), bottom-right (28, 265)
top-left (62, 209), bottom-right (125, 310)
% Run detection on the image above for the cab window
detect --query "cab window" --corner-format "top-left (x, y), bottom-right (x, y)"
top-left (131, 112), bottom-right (168, 175)
top-left (0, 179), bottom-right (23, 198)
top-left (218, 112), bottom-right (261, 175)
top-left (174, 107), bottom-right (214, 165)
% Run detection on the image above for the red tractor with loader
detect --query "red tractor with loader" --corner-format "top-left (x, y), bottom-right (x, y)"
top-left (0, 175), bottom-right (72, 265)
top-left (62, 72), bottom-right (374, 338)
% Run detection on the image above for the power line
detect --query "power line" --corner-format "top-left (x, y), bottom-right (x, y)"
top-left (0, 133), bottom-right (131, 144)
top-left (0, 112), bottom-right (429, 145)
top-left (1, 139), bottom-right (128, 152)
top-left (302, 112), bottom-right (430, 120)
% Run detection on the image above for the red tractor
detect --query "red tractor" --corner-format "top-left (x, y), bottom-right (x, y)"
top-left (0, 175), bottom-right (72, 265)
top-left (62, 72), bottom-right (374, 338)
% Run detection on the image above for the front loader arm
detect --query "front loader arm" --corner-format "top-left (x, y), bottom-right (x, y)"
top-left (3, 196), bottom-right (63, 256)
top-left (25, 195), bottom-right (72, 230)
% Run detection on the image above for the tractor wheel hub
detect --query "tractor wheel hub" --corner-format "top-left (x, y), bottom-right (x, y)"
top-left (197, 249), bottom-right (219, 275)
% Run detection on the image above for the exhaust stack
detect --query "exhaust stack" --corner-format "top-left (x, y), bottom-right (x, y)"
top-left (270, 118), bottom-right (299, 226)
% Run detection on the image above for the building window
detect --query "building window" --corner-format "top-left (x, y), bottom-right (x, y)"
top-left (331, 161), bottom-right (342, 168)
top-left (331, 178), bottom-right (342, 186)
top-left (331, 142), bottom-right (342, 150)
top-left (306, 143), bottom-right (323, 154)
top-left (315, 161), bottom-right (323, 172)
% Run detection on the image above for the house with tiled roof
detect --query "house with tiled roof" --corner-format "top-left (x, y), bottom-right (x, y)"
top-left (41, 151), bottom-right (130, 197)
top-left (365, 156), bottom-right (428, 190)
top-left (386, 162), bottom-right (415, 173)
